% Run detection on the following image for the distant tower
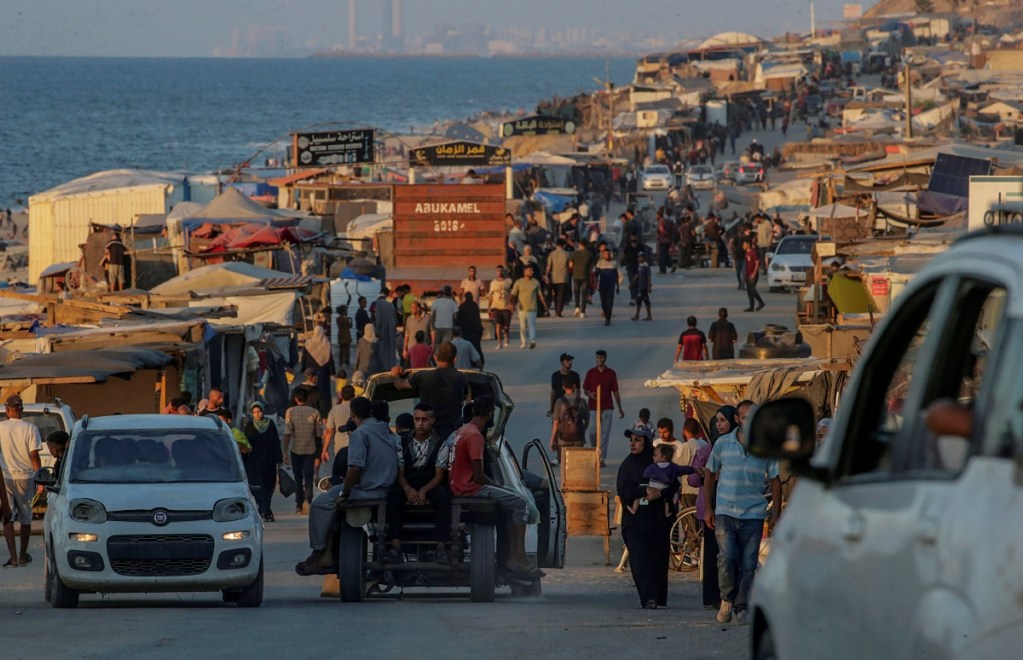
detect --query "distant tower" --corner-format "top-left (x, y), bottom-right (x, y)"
top-left (392, 0), bottom-right (403, 51)
top-left (383, 0), bottom-right (403, 51)
top-left (348, 0), bottom-right (358, 50)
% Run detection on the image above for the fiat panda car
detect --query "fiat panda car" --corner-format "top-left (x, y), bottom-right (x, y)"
top-left (747, 225), bottom-right (1023, 658)
top-left (37, 414), bottom-right (263, 608)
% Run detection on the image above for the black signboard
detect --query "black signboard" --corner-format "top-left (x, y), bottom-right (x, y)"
top-left (293, 129), bottom-right (375, 167)
top-left (410, 141), bottom-right (511, 168)
top-left (501, 115), bottom-right (576, 138)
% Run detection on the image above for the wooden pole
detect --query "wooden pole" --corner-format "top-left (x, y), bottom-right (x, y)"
top-left (904, 60), bottom-right (913, 139)
top-left (596, 384), bottom-right (603, 464)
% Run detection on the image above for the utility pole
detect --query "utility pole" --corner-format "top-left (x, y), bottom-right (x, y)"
top-left (904, 60), bottom-right (913, 139)
top-left (810, 1), bottom-right (816, 39)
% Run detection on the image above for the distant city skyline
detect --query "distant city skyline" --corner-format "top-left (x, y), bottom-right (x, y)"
top-left (0, 0), bottom-right (854, 57)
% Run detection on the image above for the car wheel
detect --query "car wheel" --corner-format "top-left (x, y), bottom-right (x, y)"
top-left (469, 525), bottom-right (496, 603)
top-left (43, 548), bottom-right (53, 603)
top-left (235, 558), bottom-right (263, 608)
top-left (755, 626), bottom-right (778, 660)
top-left (49, 553), bottom-right (79, 609)
top-left (339, 522), bottom-right (366, 603)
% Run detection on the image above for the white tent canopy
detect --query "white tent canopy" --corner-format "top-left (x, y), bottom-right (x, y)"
top-left (150, 262), bottom-right (313, 296)
top-left (346, 213), bottom-right (393, 241)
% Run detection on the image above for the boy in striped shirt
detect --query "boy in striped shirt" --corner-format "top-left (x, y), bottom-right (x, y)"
top-left (704, 400), bottom-right (782, 626)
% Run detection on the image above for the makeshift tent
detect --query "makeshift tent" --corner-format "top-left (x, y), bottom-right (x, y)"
top-left (150, 262), bottom-right (316, 297)
top-left (346, 213), bottom-right (393, 241)
top-left (533, 188), bottom-right (578, 213)
top-left (175, 187), bottom-right (296, 231)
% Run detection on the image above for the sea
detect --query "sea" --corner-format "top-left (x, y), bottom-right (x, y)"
top-left (0, 55), bottom-right (635, 208)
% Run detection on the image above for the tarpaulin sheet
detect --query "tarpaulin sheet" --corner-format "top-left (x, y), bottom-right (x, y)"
top-left (827, 273), bottom-right (876, 314)
top-left (0, 346), bottom-right (173, 384)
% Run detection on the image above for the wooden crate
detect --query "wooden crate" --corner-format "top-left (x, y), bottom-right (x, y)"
top-left (566, 490), bottom-right (610, 536)
top-left (561, 446), bottom-right (600, 491)
top-left (565, 489), bottom-right (612, 565)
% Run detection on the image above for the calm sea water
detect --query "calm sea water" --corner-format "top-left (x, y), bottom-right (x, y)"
top-left (0, 56), bottom-right (634, 206)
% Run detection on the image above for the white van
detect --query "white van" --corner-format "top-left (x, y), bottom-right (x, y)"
top-left (747, 225), bottom-right (1023, 658)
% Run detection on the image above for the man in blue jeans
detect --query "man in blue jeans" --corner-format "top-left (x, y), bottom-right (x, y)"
top-left (704, 400), bottom-right (781, 625)
top-left (284, 387), bottom-right (323, 515)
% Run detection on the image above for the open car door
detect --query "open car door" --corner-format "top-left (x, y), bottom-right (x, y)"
top-left (521, 439), bottom-right (566, 569)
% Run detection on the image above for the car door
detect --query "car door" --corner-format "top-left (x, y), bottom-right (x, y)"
top-left (521, 439), bottom-right (566, 569)
top-left (786, 272), bottom-right (1014, 657)
top-left (779, 276), bottom-right (948, 656)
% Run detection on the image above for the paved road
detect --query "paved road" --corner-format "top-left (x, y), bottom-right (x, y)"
top-left (3, 257), bottom-right (803, 659)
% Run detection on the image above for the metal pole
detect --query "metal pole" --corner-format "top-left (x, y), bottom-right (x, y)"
top-left (905, 61), bottom-right (913, 139)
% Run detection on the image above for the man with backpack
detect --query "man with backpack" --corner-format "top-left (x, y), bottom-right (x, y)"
top-left (548, 377), bottom-right (589, 464)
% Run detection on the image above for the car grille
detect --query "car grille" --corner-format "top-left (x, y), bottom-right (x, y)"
top-left (108, 510), bottom-right (212, 523)
top-left (107, 534), bottom-right (215, 577)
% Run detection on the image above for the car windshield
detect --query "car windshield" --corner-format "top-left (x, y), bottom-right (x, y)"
top-left (646, 165), bottom-right (669, 174)
top-left (691, 166), bottom-right (711, 175)
top-left (68, 428), bottom-right (244, 483)
top-left (776, 238), bottom-right (817, 255)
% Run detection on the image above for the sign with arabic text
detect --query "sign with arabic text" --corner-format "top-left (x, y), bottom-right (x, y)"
top-left (293, 129), bottom-right (375, 167)
top-left (501, 115), bottom-right (576, 138)
top-left (410, 141), bottom-right (511, 168)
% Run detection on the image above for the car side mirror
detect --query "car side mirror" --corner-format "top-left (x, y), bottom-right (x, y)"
top-left (34, 466), bottom-right (58, 492)
top-left (747, 398), bottom-right (817, 465)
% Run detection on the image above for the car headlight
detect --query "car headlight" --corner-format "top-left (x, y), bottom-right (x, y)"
top-left (69, 499), bottom-right (108, 524)
top-left (213, 497), bottom-right (249, 522)
top-left (771, 262), bottom-right (787, 272)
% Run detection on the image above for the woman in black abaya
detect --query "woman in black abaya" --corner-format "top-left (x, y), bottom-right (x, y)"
top-left (616, 427), bottom-right (678, 609)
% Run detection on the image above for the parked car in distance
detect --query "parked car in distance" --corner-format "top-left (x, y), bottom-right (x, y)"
top-left (687, 165), bottom-right (716, 190)
top-left (747, 225), bottom-right (1023, 659)
top-left (718, 161), bottom-right (742, 182)
top-left (640, 164), bottom-right (672, 191)
top-left (38, 414), bottom-right (263, 608)
top-left (804, 94), bottom-right (823, 116)
top-left (735, 162), bottom-right (765, 185)
top-left (767, 234), bottom-right (818, 291)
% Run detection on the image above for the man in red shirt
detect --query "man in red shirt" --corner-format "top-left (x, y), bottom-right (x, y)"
top-left (742, 238), bottom-right (765, 312)
top-left (582, 350), bottom-right (624, 467)
top-left (449, 396), bottom-right (542, 579)
top-left (674, 315), bottom-right (709, 361)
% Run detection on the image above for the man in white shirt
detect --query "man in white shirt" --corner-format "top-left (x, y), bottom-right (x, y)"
top-left (459, 266), bottom-right (486, 305)
top-left (0, 395), bottom-right (42, 565)
top-left (430, 285), bottom-right (458, 346)
top-left (654, 417), bottom-right (707, 509)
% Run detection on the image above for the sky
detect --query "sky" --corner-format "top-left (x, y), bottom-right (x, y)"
top-left (0, 0), bottom-right (855, 57)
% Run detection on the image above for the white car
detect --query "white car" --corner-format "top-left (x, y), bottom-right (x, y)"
top-left (767, 234), bottom-right (817, 291)
top-left (735, 161), bottom-right (765, 185)
top-left (748, 225), bottom-right (1023, 658)
top-left (38, 414), bottom-right (263, 608)
top-left (640, 164), bottom-right (672, 191)
top-left (686, 165), bottom-right (716, 190)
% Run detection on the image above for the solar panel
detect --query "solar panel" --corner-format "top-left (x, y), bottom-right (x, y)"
top-left (928, 153), bottom-right (992, 198)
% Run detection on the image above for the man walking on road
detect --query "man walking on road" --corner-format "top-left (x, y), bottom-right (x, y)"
top-left (488, 265), bottom-right (512, 350)
top-left (742, 238), bottom-right (766, 312)
top-left (547, 353), bottom-right (580, 418)
top-left (509, 263), bottom-right (546, 349)
top-left (708, 308), bottom-right (738, 359)
top-left (0, 395), bottom-right (42, 566)
top-left (704, 401), bottom-right (782, 625)
top-left (570, 240), bottom-right (595, 318)
top-left (594, 246), bottom-right (620, 326)
top-left (631, 252), bottom-right (652, 321)
top-left (549, 378), bottom-right (589, 464)
top-left (583, 350), bottom-right (624, 467)
top-left (675, 315), bottom-right (709, 362)
top-left (545, 238), bottom-right (571, 318)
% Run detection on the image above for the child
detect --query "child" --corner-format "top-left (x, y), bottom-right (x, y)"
top-left (408, 330), bottom-right (433, 369)
top-left (216, 409), bottom-right (251, 456)
top-left (633, 408), bottom-right (656, 436)
top-left (628, 444), bottom-right (694, 517)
